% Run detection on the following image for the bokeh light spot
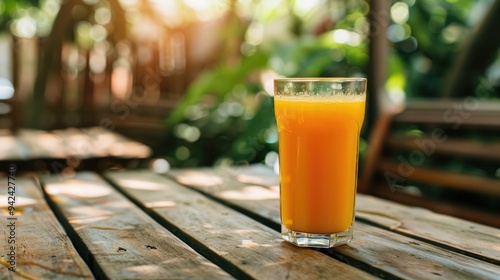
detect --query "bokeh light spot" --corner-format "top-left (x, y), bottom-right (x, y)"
top-left (0, 78), bottom-right (15, 100)
top-left (151, 158), bottom-right (170, 174)
top-left (391, 2), bottom-right (409, 24)
top-left (95, 7), bottom-right (112, 25)
top-left (11, 16), bottom-right (37, 38)
top-left (176, 146), bottom-right (190, 160)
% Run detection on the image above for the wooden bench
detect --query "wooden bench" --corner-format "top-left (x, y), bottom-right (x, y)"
top-left (3, 165), bottom-right (500, 279)
top-left (359, 100), bottom-right (500, 228)
top-left (0, 126), bottom-right (152, 173)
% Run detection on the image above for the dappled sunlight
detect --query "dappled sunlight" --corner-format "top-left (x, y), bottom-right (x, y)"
top-left (199, 261), bottom-right (221, 269)
top-left (201, 228), bottom-right (263, 244)
top-left (238, 239), bottom-right (274, 249)
top-left (125, 264), bottom-right (166, 275)
top-left (69, 215), bottom-right (111, 225)
top-left (109, 142), bottom-right (152, 158)
top-left (66, 206), bottom-right (113, 220)
top-left (202, 223), bottom-right (214, 228)
top-left (20, 130), bottom-right (66, 155)
top-left (207, 229), bottom-right (260, 235)
top-left (0, 195), bottom-right (37, 208)
top-left (104, 200), bottom-right (135, 209)
top-left (68, 206), bottom-right (113, 225)
top-left (175, 172), bottom-right (223, 187)
top-left (236, 174), bottom-right (278, 186)
top-left (0, 136), bottom-right (16, 146)
top-left (160, 258), bottom-right (183, 265)
top-left (45, 181), bottom-right (112, 198)
top-left (118, 178), bottom-right (164, 190)
top-left (268, 185), bottom-right (279, 192)
top-left (0, 137), bottom-right (21, 159)
top-left (0, 195), bottom-right (37, 215)
top-left (145, 200), bottom-right (177, 208)
top-left (219, 186), bottom-right (279, 200)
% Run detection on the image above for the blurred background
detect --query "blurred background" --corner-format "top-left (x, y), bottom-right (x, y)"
top-left (0, 0), bottom-right (499, 224)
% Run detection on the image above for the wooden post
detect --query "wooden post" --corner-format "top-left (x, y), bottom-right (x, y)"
top-left (366, 0), bottom-right (390, 136)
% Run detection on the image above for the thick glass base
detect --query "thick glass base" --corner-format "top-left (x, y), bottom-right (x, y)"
top-left (281, 224), bottom-right (353, 248)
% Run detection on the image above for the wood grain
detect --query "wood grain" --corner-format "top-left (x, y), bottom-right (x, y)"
top-left (41, 172), bottom-right (232, 280)
top-left (104, 170), bottom-right (377, 280)
top-left (227, 165), bottom-right (500, 265)
top-left (168, 166), bottom-right (500, 279)
top-left (355, 194), bottom-right (500, 265)
top-left (328, 223), bottom-right (500, 280)
top-left (370, 186), bottom-right (500, 241)
top-left (168, 166), bottom-right (281, 230)
top-left (0, 177), bottom-right (93, 280)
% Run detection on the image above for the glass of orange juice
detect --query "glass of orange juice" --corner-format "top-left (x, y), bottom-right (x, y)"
top-left (274, 78), bottom-right (367, 248)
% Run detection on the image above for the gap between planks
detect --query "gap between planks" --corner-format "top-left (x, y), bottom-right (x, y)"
top-left (103, 170), bottom-right (377, 280)
top-left (166, 166), bottom-right (500, 279)
top-left (39, 173), bottom-right (232, 280)
top-left (205, 164), bottom-right (500, 266)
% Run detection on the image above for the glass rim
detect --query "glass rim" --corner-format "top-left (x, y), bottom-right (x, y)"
top-left (274, 77), bottom-right (366, 83)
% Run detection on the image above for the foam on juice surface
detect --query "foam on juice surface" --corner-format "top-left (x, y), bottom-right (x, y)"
top-left (274, 93), bottom-right (365, 103)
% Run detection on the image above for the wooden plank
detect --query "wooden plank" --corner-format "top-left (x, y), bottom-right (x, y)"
top-left (394, 100), bottom-right (500, 128)
top-left (386, 134), bottom-right (500, 161)
top-left (51, 128), bottom-right (102, 159)
top-left (0, 128), bottom-right (151, 165)
top-left (104, 170), bottom-right (376, 280)
top-left (168, 167), bottom-right (281, 229)
top-left (394, 112), bottom-right (500, 128)
top-left (355, 194), bottom-right (500, 265)
top-left (18, 129), bottom-right (67, 159)
top-left (76, 127), bottom-right (152, 159)
top-left (41, 172), bottom-right (232, 280)
top-left (329, 223), bottom-right (500, 280)
top-left (0, 134), bottom-right (27, 160)
top-left (168, 167), bottom-right (500, 279)
top-left (0, 176), bottom-right (93, 280)
top-left (52, 127), bottom-right (152, 159)
top-left (12, 127), bottom-right (151, 161)
top-left (231, 165), bottom-right (500, 265)
top-left (372, 186), bottom-right (500, 232)
top-left (405, 100), bottom-right (500, 113)
top-left (379, 160), bottom-right (500, 196)
top-left (406, 98), bottom-right (500, 113)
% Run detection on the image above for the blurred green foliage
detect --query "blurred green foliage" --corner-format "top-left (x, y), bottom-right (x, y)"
top-left (0, 0), bottom-right (40, 31)
top-left (163, 0), bottom-right (499, 167)
top-left (163, 0), bottom-right (370, 167)
top-left (388, 0), bottom-right (500, 100)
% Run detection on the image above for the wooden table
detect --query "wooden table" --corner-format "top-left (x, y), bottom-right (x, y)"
top-left (1, 164), bottom-right (499, 279)
top-left (0, 127), bottom-right (152, 172)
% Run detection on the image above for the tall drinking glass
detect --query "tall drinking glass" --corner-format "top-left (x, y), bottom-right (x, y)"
top-left (274, 78), bottom-right (367, 248)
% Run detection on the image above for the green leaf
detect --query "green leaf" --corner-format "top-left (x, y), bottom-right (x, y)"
top-left (166, 50), bottom-right (268, 126)
top-left (225, 94), bottom-right (276, 162)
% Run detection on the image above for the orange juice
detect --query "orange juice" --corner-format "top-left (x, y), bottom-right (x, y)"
top-left (275, 94), bottom-right (365, 234)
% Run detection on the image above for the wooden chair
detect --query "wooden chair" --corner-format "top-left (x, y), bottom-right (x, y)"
top-left (359, 99), bottom-right (500, 228)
